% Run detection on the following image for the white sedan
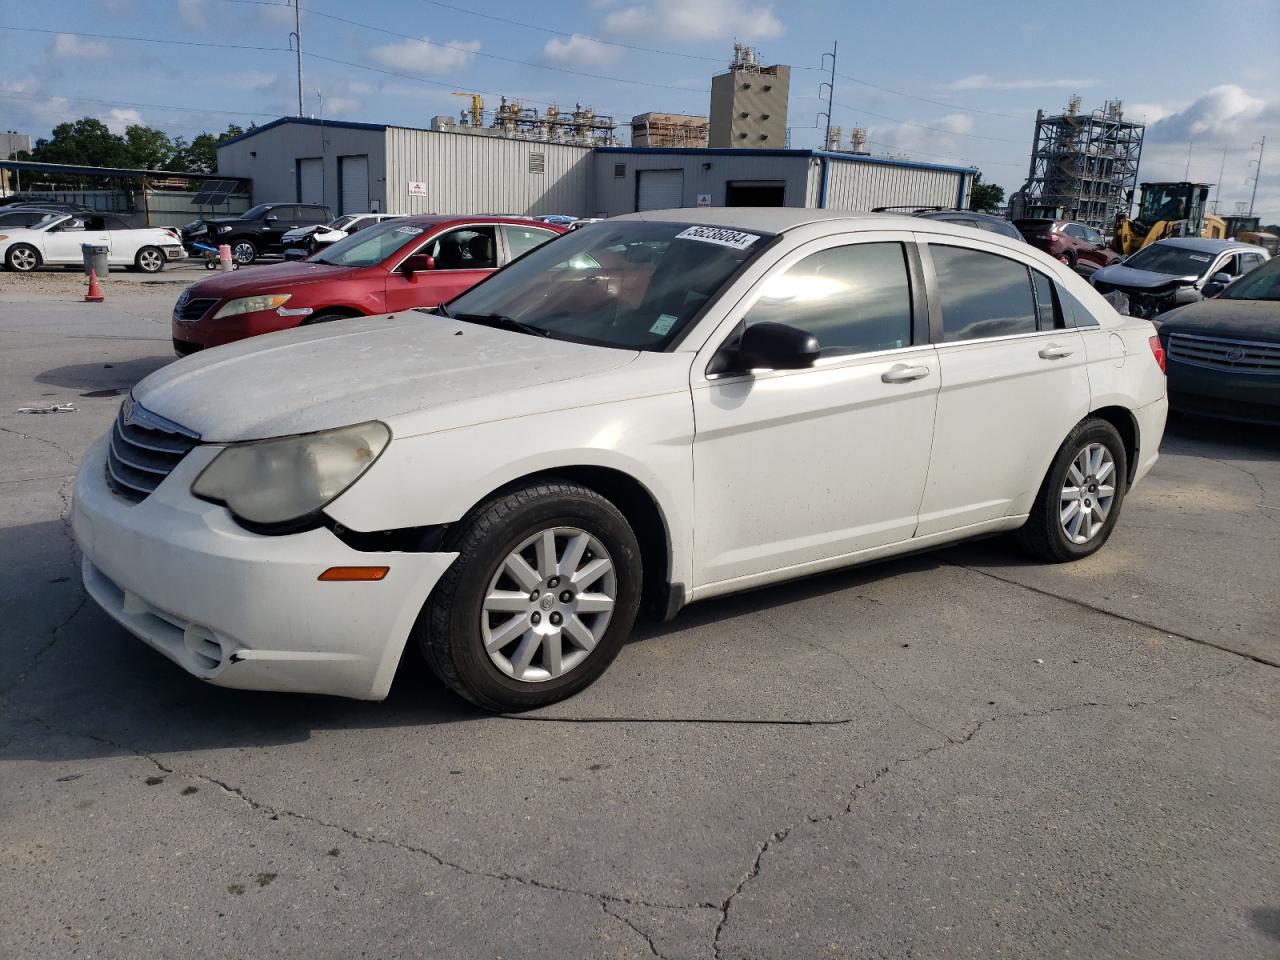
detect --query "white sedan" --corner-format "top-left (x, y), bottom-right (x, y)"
top-left (72, 210), bottom-right (1168, 710)
top-left (1, 212), bottom-right (185, 273)
top-left (281, 212), bottom-right (403, 258)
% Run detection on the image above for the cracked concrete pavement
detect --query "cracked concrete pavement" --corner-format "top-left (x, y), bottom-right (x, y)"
top-left (1, 275), bottom-right (1278, 959)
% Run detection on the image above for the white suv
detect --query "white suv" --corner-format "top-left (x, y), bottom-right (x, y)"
top-left (73, 210), bottom-right (1168, 710)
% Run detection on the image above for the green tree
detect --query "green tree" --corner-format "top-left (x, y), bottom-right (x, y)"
top-left (31, 117), bottom-right (129, 167)
top-left (174, 123), bottom-right (246, 173)
top-left (968, 172), bottom-right (1006, 212)
top-left (122, 124), bottom-right (175, 169)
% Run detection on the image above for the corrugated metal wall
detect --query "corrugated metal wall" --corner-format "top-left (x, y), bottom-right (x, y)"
top-left (216, 122), bottom-right (387, 211)
top-left (592, 152), bottom-right (811, 217)
top-left (820, 158), bottom-right (968, 211)
top-left (384, 128), bottom-right (595, 216)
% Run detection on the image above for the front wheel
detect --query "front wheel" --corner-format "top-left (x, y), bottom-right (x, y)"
top-left (1016, 417), bottom-right (1128, 562)
top-left (418, 481), bottom-right (643, 711)
top-left (6, 243), bottom-right (40, 272)
top-left (135, 246), bottom-right (165, 273)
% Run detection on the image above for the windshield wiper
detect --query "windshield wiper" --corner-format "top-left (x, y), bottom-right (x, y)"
top-left (452, 312), bottom-right (550, 337)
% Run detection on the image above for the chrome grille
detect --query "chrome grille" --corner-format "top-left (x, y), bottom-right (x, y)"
top-left (105, 399), bottom-right (201, 503)
top-left (1166, 332), bottom-right (1280, 374)
top-left (173, 295), bottom-right (217, 323)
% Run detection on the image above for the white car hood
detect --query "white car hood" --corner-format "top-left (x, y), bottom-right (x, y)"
top-left (134, 313), bottom-right (642, 442)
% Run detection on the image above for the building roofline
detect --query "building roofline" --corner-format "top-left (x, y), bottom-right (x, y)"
top-left (0, 158), bottom-right (248, 181)
top-left (597, 145), bottom-right (976, 174)
top-left (217, 116), bottom-right (388, 146)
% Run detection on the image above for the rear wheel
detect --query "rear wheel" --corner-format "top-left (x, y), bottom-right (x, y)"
top-left (1056, 252), bottom-right (1075, 268)
top-left (135, 246), bottom-right (165, 273)
top-left (6, 243), bottom-right (40, 272)
top-left (230, 239), bottom-right (257, 265)
top-left (1016, 417), bottom-right (1128, 562)
top-left (418, 481), bottom-right (642, 711)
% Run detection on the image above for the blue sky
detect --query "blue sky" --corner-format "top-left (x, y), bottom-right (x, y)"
top-left (2, 0), bottom-right (1278, 218)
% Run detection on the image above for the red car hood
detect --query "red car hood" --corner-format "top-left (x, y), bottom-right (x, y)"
top-left (185, 260), bottom-right (364, 298)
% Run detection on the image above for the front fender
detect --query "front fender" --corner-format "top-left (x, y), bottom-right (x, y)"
top-left (324, 390), bottom-right (695, 593)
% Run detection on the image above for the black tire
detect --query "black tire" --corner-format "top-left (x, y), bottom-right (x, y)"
top-left (1056, 251), bottom-right (1075, 269)
top-left (229, 238), bottom-right (257, 265)
top-left (1016, 417), bottom-right (1128, 563)
top-left (135, 246), bottom-right (165, 273)
top-left (418, 480), bottom-right (643, 711)
top-left (6, 243), bottom-right (41, 272)
top-left (306, 236), bottom-right (318, 256)
top-left (300, 310), bottom-right (355, 326)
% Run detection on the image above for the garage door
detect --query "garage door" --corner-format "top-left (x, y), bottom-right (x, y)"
top-left (636, 169), bottom-right (684, 211)
top-left (297, 158), bottom-right (322, 204)
top-left (340, 155), bottom-right (369, 215)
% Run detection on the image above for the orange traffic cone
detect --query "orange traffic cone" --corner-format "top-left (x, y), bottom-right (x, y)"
top-left (85, 269), bottom-right (104, 303)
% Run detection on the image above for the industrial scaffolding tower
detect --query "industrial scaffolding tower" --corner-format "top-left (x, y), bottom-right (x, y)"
top-left (1015, 97), bottom-right (1145, 232)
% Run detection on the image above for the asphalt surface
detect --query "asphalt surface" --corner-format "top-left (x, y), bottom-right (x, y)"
top-left (1, 271), bottom-right (1277, 959)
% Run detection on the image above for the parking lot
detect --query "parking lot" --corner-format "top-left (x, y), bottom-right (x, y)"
top-left (0, 270), bottom-right (1277, 958)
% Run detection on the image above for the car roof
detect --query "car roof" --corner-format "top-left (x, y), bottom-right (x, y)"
top-left (614, 208), bottom-right (923, 233)
top-left (1153, 236), bottom-right (1268, 254)
top-left (394, 213), bottom-right (564, 229)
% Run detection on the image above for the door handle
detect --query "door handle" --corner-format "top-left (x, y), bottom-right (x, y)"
top-left (1038, 344), bottom-right (1074, 360)
top-left (881, 363), bottom-right (931, 383)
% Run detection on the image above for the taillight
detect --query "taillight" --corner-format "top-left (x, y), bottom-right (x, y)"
top-left (1148, 335), bottom-right (1166, 373)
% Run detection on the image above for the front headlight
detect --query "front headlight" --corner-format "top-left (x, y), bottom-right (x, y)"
top-left (192, 421), bottom-right (390, 528)
top-left (217, 225), bottom-right (233, 233)
top-left (212, 294), bottom-right (292, 318)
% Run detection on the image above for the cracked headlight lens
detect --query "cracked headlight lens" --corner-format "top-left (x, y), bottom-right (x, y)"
top-left (213, 294), bottom-right (292, 318)
top-left (192, 422), bottom-right (390, 529)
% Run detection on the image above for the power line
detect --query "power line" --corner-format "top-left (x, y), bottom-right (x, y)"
top-left (413, 0), bottom-right (725, 63)
top-left (304, 8), bottom-right (710, 94)
top-left (834, 72), bottom-right (1032, 122)
top-left (828, 100), bottom-right (1027, 144)
top-left (0, 23), bottom-right (291, 51)
top-left (0, 89), bottom-right (279, 119)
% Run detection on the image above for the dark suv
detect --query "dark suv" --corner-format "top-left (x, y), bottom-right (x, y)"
top-left (184, 203), bottom-right (333, 264)
top-left (1015, 219), bottom-right (1121, 275)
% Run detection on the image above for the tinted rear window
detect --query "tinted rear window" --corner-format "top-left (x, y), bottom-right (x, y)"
top-left (1015, 220), bottom-right (1055, 235)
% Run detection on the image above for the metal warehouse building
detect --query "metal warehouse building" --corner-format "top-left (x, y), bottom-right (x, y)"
top-left (216, 118), bottom-right (973, 218)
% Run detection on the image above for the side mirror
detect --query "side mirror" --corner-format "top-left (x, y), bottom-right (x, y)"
top-left (735, 322), bottom-right (820, 372)
top-left (265, 214), bottom-right (278, 222)
top-left (402, 253), bottom-right (435, 274)
top-left (1210, 271), bottom-right (1232, 284)
top-left (1201, 281), bottom-right (1226, 298)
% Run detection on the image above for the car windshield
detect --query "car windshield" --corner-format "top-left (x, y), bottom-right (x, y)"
top-left (328, 216), bottom-right (356, 230)
top-left (1123, 244), bottom-right (1216, 277)
top-left (312, 220), bottom-right (424, 267)
top-left (242, 204), bottom-right (272, 220)
top-left (1221, 257), bottom-right (1280, 300)
top-left (442, 220), bottom-right (773, 351)
top-left (32, 213), bottom-right (65, 231)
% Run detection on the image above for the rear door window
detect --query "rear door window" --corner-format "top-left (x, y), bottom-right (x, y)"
top-left (503, 224), bottom-right (559, 260)
top-left (929, 245), bottom-right (1038, 342)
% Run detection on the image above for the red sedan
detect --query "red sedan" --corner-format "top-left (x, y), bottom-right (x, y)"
top-left (171, 215), bottom-right (565, 354)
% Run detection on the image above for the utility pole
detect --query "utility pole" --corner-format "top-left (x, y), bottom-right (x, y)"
top-left (290, 0), bottom-right (303, 118)
top-left (1212, 146), bottom-right (1227, 214)
top-left (1247, 135), bottom-right (1265, 217)
top-left (1183, 139), bottom-right (1193, 181)
top-left (818, 42), bottom-right (837, 150)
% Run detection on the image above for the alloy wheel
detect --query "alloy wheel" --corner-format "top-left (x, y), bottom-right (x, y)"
top-left (1060, 443), bottom-right (1116, 544)
top-left (480, 526), bottom-right (617, 683)
top-left (232, 242), bottom-right (255, 264)
top-left (11, 247), bottom-right (37, 271)
top-left (138, 249), bottom-right (163, 272)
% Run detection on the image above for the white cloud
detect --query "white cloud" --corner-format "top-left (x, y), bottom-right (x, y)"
top-left (322, 97), bottom-right (362, 117)
top-left (106, 108), bottom-right (143, 134)
top-left (950, 75), bottom-right (1096, 92)
top-left (603, 0), bottom-right (782, 42)
top-left (49, 33), bottom-right (111, 59)
top-left (543, 33), bottom-right (618, 67)
top-left (177, 0), bottom-right (206, 29)
top-left (370, 36), bottom-right (481, 75)
top-left (1135, 85), bottom-right (1280, 221)
top-left (861, 113), bottom-right (978, 165)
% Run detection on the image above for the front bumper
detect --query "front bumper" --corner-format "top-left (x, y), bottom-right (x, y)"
top-left (1164, 359), bottom-right (1280, 425)
top-left (72, 435), bottom-right (457, 700)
